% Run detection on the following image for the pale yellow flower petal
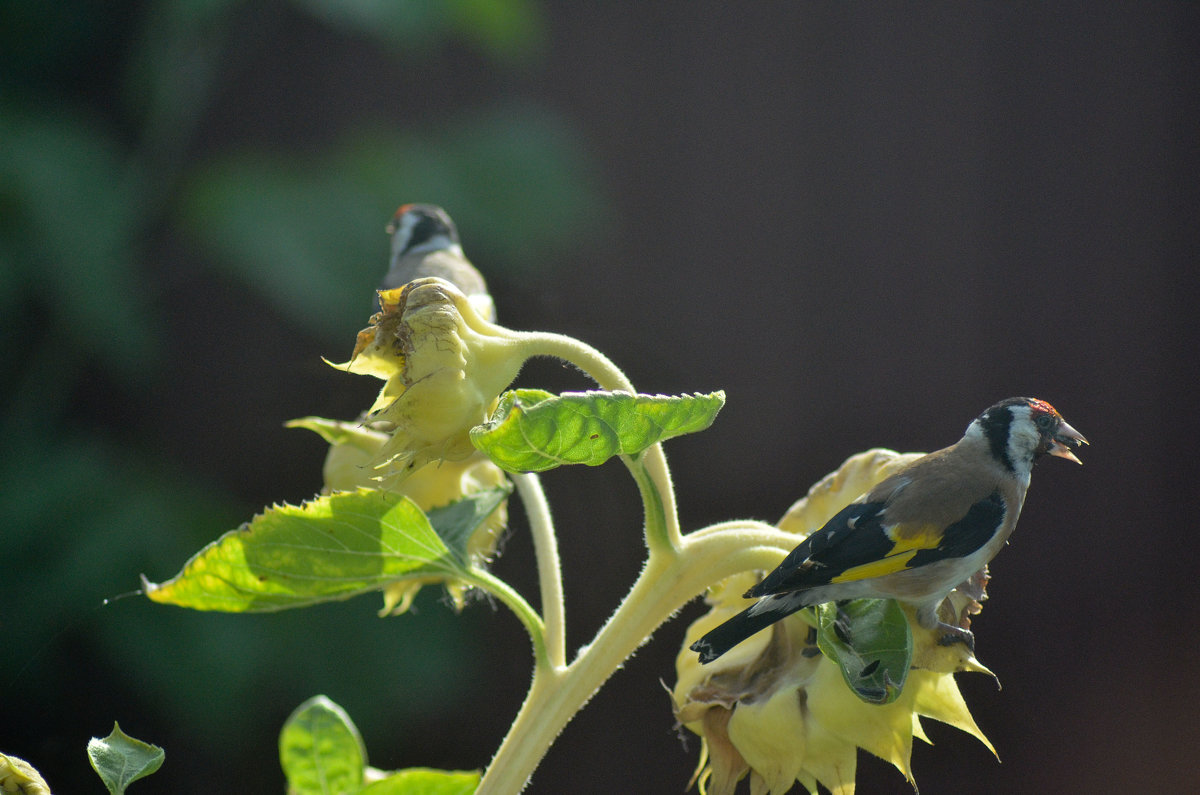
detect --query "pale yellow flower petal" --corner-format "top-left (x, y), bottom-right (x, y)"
top-left (904, 601), bottom-right (991, 676)
top-left (912, 711), bottom-right (931, 745)
top-left (727, 690), bottom-right (808, 794)
top-left (301, 420), bottom-right (392, 493)
top-left (794, 772), bottom-right (823, 795)
top-left (797, 713), bottom-right (858, 795)
top-left (777, 449), bottom-right (924, 535)
top-left (908, 669), bottom-right (998, 760)
top-left (806, 656), bottom-right (916, 782)
top-left (0, 753), bottom-right (52, 795)
top-left (693, 707), bottom-right (749, 795)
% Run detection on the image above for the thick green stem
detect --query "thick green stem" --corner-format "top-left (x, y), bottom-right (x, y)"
top-left (626, 445), bottom-right (683, 553)
top-left (624, 452), bottom-right (673, 555)
top-left (475, 526), bottom-right (793, 794)
top-left (514, 331), bottom-right (636, 393)
top-left (512, 472), bottom-right (567, 669)
top-left (684, 518), bottom-right (799, 546)
top-left (469, 331), bottom-right (781, 791)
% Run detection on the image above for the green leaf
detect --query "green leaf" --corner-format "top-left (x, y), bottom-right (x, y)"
top-left (0, 107), bottom-right (155, 376)
top-left (425, 486), bottom-right (511, 559)
top-left (816, 599), bottom-right (912, 704)
top-left (279, 696), bottom-right (366, 795)
top-left (86, 722), bottom-right (165, 794)
top-left (294, 0), bottom-right (544, 64)
top-left (359, 768), bottom-right (481, 795)
top-left (143, 486), bottom-right (510, 612)
top-left (470, 390), bottom-right (725, 473)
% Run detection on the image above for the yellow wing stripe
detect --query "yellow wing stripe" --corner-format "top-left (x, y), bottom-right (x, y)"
top-left (827, 522), bottom-right (943, 583)
top-left (829, 549), bottom-right (918, 582)
top-left (887, 521), bottom-right (946, 547)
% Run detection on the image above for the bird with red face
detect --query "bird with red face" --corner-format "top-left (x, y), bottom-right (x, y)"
top-left (691, 397), bottom-right (1087, 664)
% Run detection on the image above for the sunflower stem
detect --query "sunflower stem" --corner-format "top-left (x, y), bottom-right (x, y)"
top-left (513, 331), bottom-right (684, 554)
top-left (622, 449), bottom-right (678, 555)
top-left (512, 472), bottom-right (567, 669)
top-left (513, 330), bottom-right (636, 393)
top-left (475, 526), bottom-right (793, 794)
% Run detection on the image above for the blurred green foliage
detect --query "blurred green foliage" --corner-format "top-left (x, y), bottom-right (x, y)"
top-left (297, 0), bottom-right (546, 64)
top-left (181, 104), bottom-right (599, 335)
top-left (1, 0), bottom-right (602, 790)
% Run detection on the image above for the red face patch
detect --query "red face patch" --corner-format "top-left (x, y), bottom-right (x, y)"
top-left (1025, 398), bottom-right (1061, 420)
top-left (387, 204), bottom-right (415, 234)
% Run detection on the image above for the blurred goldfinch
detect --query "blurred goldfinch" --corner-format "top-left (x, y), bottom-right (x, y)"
top-left (691, 397), bottom-right (1087, 664)
top-left (380, 204), bottom-right (495, 321)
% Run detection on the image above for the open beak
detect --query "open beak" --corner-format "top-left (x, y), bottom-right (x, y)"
top-left (1047, 420), bottom-right (1088, 464)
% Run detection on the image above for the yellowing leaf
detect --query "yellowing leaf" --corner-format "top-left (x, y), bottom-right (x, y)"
top-left (143, 488), bottom-right (506, 612)
top-left (359, 767), bottom-right (481, 794)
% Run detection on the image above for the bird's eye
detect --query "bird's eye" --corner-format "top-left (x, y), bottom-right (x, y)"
top-left (1035, 414), bottom-right (1055, 432)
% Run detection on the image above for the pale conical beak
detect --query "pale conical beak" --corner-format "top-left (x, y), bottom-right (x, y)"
top-left (1048, 420), bottom-right (1088, 464)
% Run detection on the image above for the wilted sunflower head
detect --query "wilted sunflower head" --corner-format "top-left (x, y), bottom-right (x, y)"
top-left (1, 753), bottom-right (51, 795)
top-left (328, 277), bottom-right (526, 481)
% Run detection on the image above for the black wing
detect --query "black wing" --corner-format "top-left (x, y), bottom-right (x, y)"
top-left (744, 500), bottom-right (893, 597)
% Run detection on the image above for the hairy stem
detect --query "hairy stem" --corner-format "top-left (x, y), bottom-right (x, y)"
top-left (475, 526), bottom-right (793, 794)
top-left (515, 330), bottom-right (684, 553)
top-left (624, 449), bottom-right (681, 554)
top-left (684, 518), bottom-right (799, 546)
top-left (640, 445), bottom-right (681, 546)
top-left (514, 331), bottom-right (636, 393)
top-left (512, 472), bottom-right (567, 669)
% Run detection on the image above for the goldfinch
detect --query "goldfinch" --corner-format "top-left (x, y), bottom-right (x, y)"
top-left (380, 204), bottom-right (495, 321)
top-left (691, 397), bottom-right (1087, 664)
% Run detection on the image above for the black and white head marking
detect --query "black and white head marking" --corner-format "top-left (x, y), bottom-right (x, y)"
top-left (388, 204), bottom-right (462, 260)
top-left (969, 396), bottom-right (1066, 479)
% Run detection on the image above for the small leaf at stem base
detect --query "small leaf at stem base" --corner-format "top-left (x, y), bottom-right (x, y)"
top-left (86, 722), bottom-right (164, 794)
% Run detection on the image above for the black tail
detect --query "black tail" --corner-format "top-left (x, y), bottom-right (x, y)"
top-left (689, 594), bottom-right (807, 664)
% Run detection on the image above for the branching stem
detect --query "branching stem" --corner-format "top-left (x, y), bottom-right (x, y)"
top-left (471, 331), bottom-right (785, 792)
top-left (475, 525), bottom-right (792, 794)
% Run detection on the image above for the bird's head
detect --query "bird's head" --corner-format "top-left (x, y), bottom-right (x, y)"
top-left (387, 204), bottom-right (462, 260)
top-left (973, 397), bottom-right (1088, 474)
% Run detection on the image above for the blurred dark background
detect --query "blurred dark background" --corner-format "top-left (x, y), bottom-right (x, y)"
top-left (3, 2), bottom-right (1198, 793)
